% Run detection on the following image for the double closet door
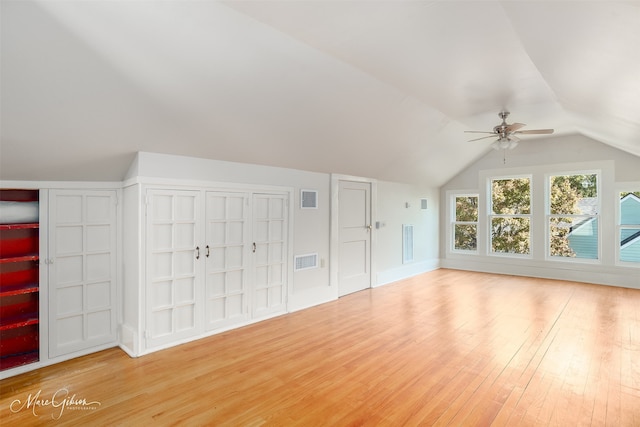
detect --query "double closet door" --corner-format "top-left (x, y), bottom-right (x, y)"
top-left (145, 189), bottom-right (288, 349)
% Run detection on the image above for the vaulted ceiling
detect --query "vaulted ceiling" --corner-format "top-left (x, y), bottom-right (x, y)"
top-left (2, 1), bottom-right (639, 185)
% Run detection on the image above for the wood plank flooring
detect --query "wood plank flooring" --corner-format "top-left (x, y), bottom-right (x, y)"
top-left (1, 269), bottom-right (639, 426)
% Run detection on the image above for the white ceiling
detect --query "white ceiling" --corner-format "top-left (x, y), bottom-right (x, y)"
top-left (1, 1), bottom-right (639, 185)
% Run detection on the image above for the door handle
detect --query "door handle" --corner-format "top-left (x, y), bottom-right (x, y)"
top-left (366, 224), bottom-right (372, 232)
top-left (206, 245), bottom-right (210, 258)
top-left (196, 246), bottom-right (200, 260)
top-left (252, 242), bottom-right (256, 253)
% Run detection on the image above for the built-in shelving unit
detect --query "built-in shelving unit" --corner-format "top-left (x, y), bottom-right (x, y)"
top-left (0, 189), bottom-right (40, 371)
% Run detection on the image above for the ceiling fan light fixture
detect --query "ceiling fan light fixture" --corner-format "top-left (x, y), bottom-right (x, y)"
top-left (492, 137), bottom-right (514, 150)
top-left (465, 111), bottom-right (554, 151)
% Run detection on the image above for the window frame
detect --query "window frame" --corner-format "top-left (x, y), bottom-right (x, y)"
top-left (488, 174), bottom-right (533, 258)
top-left (616, 185), bottom-right (640, 267)
top-left (545, 170), bottom-right (601, 263)
top-left (450, 192), bottom-right (479, 254)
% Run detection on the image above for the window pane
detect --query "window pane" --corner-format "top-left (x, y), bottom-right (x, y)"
top-left (491, 217), bottom-right (530, 254)
top-left (454, 224), bottom-right (477, 251)
top-left (620, 228), bottom-right (640, 263)
top-left (492, 178), bottom-right (530, 214)
top-left (549, 217), bottom-right (598, 259)
top-left (620, 192), bottom-right (640, 263)
top-left (550, 174), bottom-right (597, 215)
top-left (455, 196), bottom-right (478, 221)
top-left (550, 217), bottom-right (598, 259)
top-left (549, 217), bottom-right (576, 257)
top-left (620, 192), bottom-right (640, 225)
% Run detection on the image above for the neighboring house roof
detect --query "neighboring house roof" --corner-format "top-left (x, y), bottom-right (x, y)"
top-left (621, 193), bottom-right (640, 204)
top-left (621, 230), bottom-right (640, 249)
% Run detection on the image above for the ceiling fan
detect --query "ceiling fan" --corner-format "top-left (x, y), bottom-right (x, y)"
top-left (465, 111), bottom-right (554, 150)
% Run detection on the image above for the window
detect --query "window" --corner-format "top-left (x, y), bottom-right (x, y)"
top-left (490, 177), bottom-right (531, 255)
top-left (452, 195), bottom-right (478, 252)
top-left (548, 173), bottom-right (599, 260)
top-left (619, 191), bottom-right (640, 264)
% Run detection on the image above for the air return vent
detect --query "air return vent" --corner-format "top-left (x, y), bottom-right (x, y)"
top-left (403, 224), bottom-right (414, 264)
top-left (300, 190), bottom-right (318, 209)
top-left (294, 253), bottom-right (318, 271)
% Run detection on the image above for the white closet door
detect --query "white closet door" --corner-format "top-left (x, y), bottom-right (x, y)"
top-left (49, 190), bottom-right (117, 357)
top-left (252, 194), bottom-right (288, 318)
top-left (204, 192), bottom-right (250, 331)
top-left (146, 190), bottom-right (201, 348)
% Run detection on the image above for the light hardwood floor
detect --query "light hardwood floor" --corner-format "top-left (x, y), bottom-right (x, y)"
top-left (1, 269), bottom-right (639, 426)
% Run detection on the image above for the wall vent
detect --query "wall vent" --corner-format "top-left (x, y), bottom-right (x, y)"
top-left (294, 253), bottom-right (318, 271)
top-left (301, 190), bottom-right (318, 209)
top-left (403, 224), bottom-right (414, 264)
top-left (421, 198), bottom-right (428, 210)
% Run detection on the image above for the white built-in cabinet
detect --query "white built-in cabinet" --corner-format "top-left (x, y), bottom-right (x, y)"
top-left (1, 187), bottom-right (118, 379)
top-left (47, 190), bottom-right (118, 357)
top-left (124, 185), bottom-right (289, 355)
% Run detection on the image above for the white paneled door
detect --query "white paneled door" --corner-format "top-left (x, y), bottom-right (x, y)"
top-left (48, 190), bottom-right (117, 357)
top-left (338, 181), bottom-right (371, 296)
top-left (204, 192), bottom-right (250, 331)
top-left (146, 190), bottom-right (201, 348)
top-left (252, 194), bottom-right (288, 318)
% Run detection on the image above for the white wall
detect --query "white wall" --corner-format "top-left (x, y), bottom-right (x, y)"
top-left (126, 152), bottom-right (439, 311)
top-left (439, 134), bottom-right (640, 289)
top-left (375, 181), bottom-right (439, 286)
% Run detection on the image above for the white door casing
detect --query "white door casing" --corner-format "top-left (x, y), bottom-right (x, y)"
top-left (48, 190), bottom-right (117, 357)
top-left (145, 189), bottom-right (201, 348)
top-left (337, 181), bottom-right (372, 296)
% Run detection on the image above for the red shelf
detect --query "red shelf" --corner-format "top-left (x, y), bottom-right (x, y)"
top-left (0, 283), bottom-right (39, 297)
top-left (0, 189), bottom-right (39, 202)
top-left (0, 352), bottom-right (39, 370)
top-left (0, 223), bottom-right (39, 230)
top-left (0, 255), bottom-right (38, 264)
top-left (0, 313), bottom-right (39, 331)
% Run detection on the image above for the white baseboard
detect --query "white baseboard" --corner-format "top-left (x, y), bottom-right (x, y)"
top-left (441, 258), bottom-right (640, 289)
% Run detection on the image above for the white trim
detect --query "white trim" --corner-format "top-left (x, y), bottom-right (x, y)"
top-left (487, 174), bottom-right (534, 259)
top-left (544, 169), bottom-right (602, 262)
top-left (446, 190), bottom-right (480, 256)
top-left (1, 180), bottom-right (122, 189)
top-left (441, 258), bottom-right (640, 290)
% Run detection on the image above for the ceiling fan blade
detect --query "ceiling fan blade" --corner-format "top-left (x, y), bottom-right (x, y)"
top-left (464, 130), bottom-right (496, 134)
top-left (505, 122), bottom-right (526, 132)
top-left (468, 135), bottom-right (499, 142)
top-left (514, 129), bottom-right (554, 135)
